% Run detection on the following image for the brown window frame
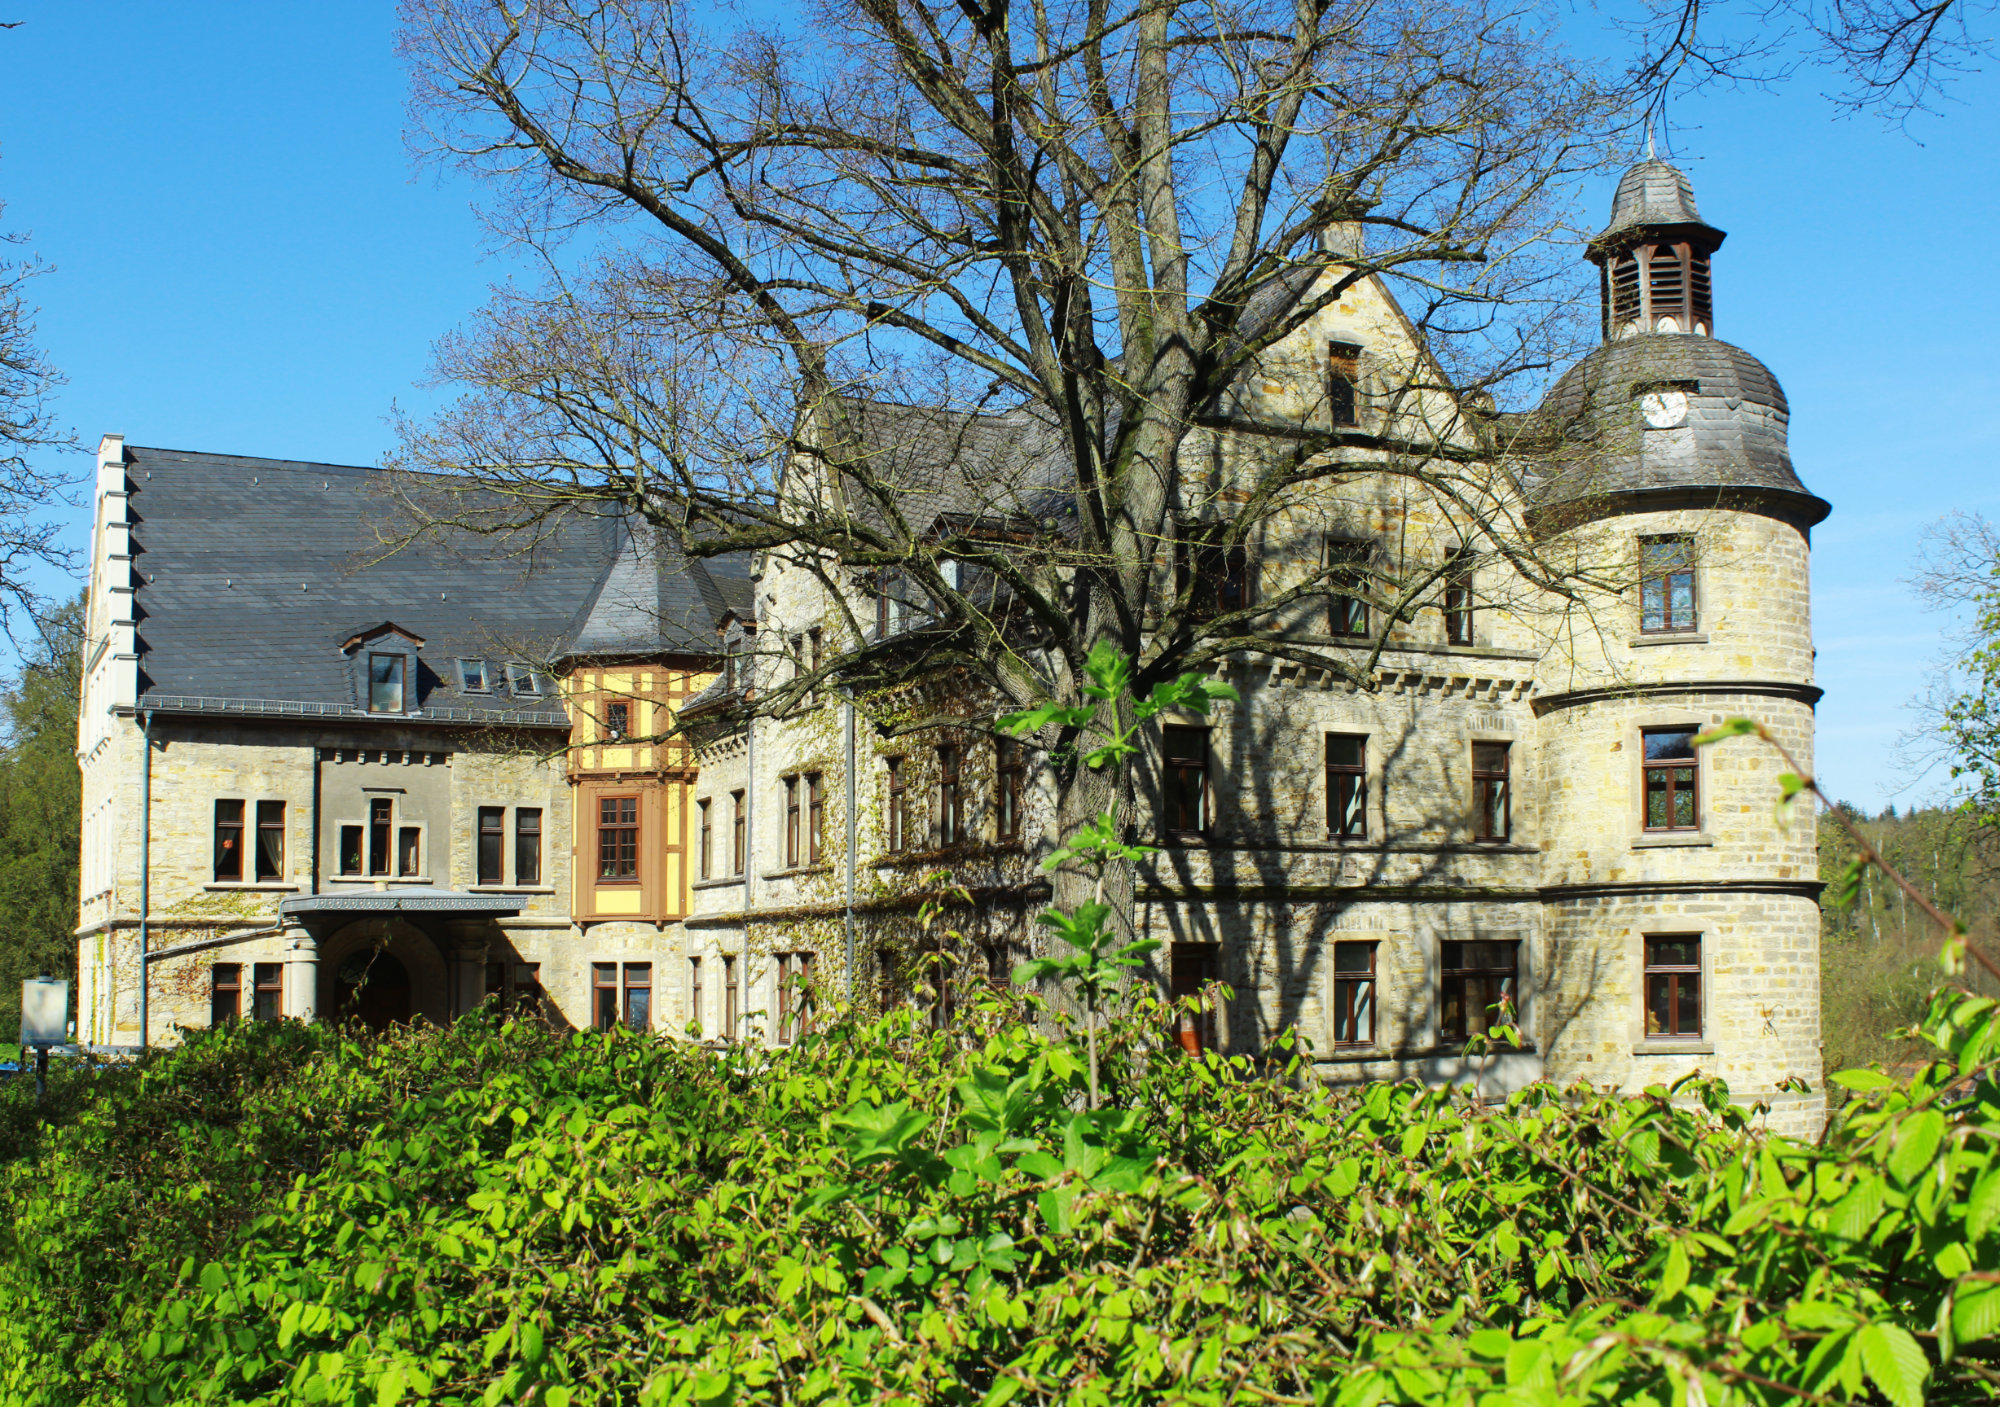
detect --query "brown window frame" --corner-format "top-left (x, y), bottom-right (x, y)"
top-left (214, 799), bottom-right (245, 882)
top-left (514, 808), bottom-right (542, 886)
top-left (604, 700), bottom-right (631, 740)
top-left (1328, 340), bottom-right (1361, 428)
top-left (211, 963), bottom-right (242, 1025)
top-left (885, 758), bottom-right (907, 853)
top-left (338, 824), bottom-right (363, 877)
top-left (254, 800), bottom-right (284, 881)
top-left (1640, 535), bottom-right (1698, 634)
top-left (367, 652), bottom-right (405, 714)
top-left (688, 956), bottom-right (704, 1036)
top-left (252, 962), bottom-right (284, 1023)
top-left (783, 775), bottom-right (801, 867)
top-left (1169, 942), bottom-right (1219, 1053)
top-left (476, 805), bottom-right (505, 885)
top-left (598, 795), bottom-right (640, 881)
top-left (937, 745), bottom-right (963, 846)
top-left (622, 962), bottom-right (652, 1032)
top-left (723, 955), bottom-right (739, 1039)
top-left (1326, 734), bottom-right (1367, 839)
top-left (368, 797), bottom-right (393, 876)
top-left (996, 738), bottom-right (1024, 841)
top-left (1331, 942), bottom-right (1377, 1048)
top-left (1326, 537), bottom-right (1372, 638)
top-left (592, 962), bottom-right (620, 1031)
top-left (1644, 935), bottom-right (1702, 1039)
top-left (1472, 741), bottom-right (1511, 842)
top-left (731, 790), bottom-right (746, 875)
top-left (698, 798), bottom-right (712, 880)
top-left (1440, 940), bottom-right (1518, 1042)
top-left (1161, 726), bottom-right (1210, 840)
top-left (806, 773), bottom-right (824, 865)
top-left (1642, 727), bottom-right (1700, 833)
top-left (484, 961), bottom-right (543, 1014)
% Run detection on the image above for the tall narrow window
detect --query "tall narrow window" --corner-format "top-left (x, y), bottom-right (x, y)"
top-left (254, 800), bottom-right (284, 881)
top-left (339, 824), bottom-right (363, 876)
top-left (252, 963), bottom-right (284, 1023)
top-left (996, 739), bottom-right (1024, 841)
top-left (1179, 527), bottom-right (1250, 621)
top-left (592, 963), bottom-right (619, 1031)
top-left (1639, 536), bottom-right (1697, 633)
top-left (938, 745), bottom-right (963, 846)
top-left (485, 962), bottom-right (542, 1013)
top-left (783, 775), bottom-right (801, 867)
top-left (806, 774), bottom-right (824, 865)
top-left (1643, 728), bottom-right (1700, 832)
top-left (1472, 742), bottom-right (1511, 841)
top-left (598, 796), bottom-right (639, 880)
top-left (515, 808), bottom-right (542, 885)
top-left (731, 790), bottom-right (746, 874)
top-left (368, 653), bottom-right (405, 713)
top-left (875, 572), bottom-right (907, 637)
top-left (777, 951), bottom-right (816, 1043)
top-left (807, 627), bottom-right (823, 678)
top-left (1326, 538), bottom-right (1371, 638)
top-left (605, 700), bottom-right (630, 740)
top-left (1441, 940), bottom-right (1518, 1041)
top-left (368, 798), bottom-right (393, 876)
top-left (1645, 936), bottom-right (1702, 1039)
top-left (723, 641), bottom-right (741, 692)
top-left (1328, 340), bottom-right (1361, 427)
top-left (477, 806), bottom-right (504, 885)
top-left (1331, 943), bottom-right (1377, 1047)
top-left (1162, 727), bottom-right (1210, 839)
top-left (1443, 558), bottom-right (1475, 645)
top-left (723, 955), bottom-right (739, 1038)
top-left (211, 964), bottom-right (242, 1025)
top-left (214, 799), bottom-right (245, 881)
top-left (1326, 735), bottom-right (1367, 839)
top-left (885, 759), bottom-right (907, 852)
top-left (688, 957), bottom-right (704, 1036)
top-left (623, 962), bottom-right (652, 1031)
top-left (698, 799), bottom-right (713, 880)
top-left (397, 826), bottom-right (422, 877)
top-left (1170, 943), bottom-right (1219, 1053)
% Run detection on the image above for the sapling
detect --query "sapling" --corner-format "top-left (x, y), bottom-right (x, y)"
top-left (1001, 643), bottom-right (1237, 1108)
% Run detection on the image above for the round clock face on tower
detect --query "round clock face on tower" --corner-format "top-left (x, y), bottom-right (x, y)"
top-left (1639, 390), bottom-right (1688, 428)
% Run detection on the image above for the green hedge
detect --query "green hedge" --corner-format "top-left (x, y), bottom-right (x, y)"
top-left (3, 988), bottom-right (1999, 1406)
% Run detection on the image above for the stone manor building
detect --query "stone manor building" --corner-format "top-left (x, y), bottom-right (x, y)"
top-left (73, 158), bottom-right (1829, 1131)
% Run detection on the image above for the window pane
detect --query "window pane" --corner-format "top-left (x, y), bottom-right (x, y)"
top-left (515, 809), bottom-right (542, 885)
top-left (1334, 944), bottom-right (1373, 974)
top-left (339, 825), bottom-right (363, 875)
top-left (214, 799), bottom-right (244, 881)
top-left (1646, 971), bottom-right (1671, 1036)
top-left (369, 654), bottom-right (404, 712)
top-left (1671, 769), bottom-right (1696, 827)
top-left (1643, 729), bottom-right (1696, 761)
top-left (478, 806), bottom-right (504, 884)
top-left (1472, 742), bottom-right (1509, 774)
top-left (398, 827), bottom-right (422, 876)
top-left (252, 963), bottom-right (283, 1023)
top-left (1649, 937), bottom-right (1699, 968)
top-left (1327, 735), bottom-right (1364, 768)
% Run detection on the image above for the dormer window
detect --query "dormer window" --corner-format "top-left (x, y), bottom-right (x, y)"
top-left (457, 659), bottom-right (489, 693)
top-left (1328, 341), bottom-right (1362, 427)
top-left (508, 663), bottom-right (542, 697)
top-left (368, 654), bottom-right (405, 713)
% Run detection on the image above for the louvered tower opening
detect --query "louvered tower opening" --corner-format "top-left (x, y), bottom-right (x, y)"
top-left (1610, 253), bottom-right (1642, 334)
top-left (1647, 243), bottom-right (1687, 332)
top-left (1688, 252), bottom-right (1712, 335)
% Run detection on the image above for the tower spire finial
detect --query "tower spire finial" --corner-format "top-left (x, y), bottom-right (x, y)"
top-left (1645, 125), bottom-right (1656, 160)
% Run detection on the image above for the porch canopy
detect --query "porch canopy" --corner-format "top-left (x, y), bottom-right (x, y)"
top-left (278, 888), bottom-right (534, 1026)
top-left (279, 888), bottom-right (529, 920)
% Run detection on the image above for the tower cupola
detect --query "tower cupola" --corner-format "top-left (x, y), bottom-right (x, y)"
top-left (1587, 157), bottom-right (1726, 341)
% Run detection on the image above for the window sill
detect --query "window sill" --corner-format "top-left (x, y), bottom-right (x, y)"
top-left (1631, 832), bottom-right (1713, 849)
top-left (468, 884), bottom-right (555, 894)
top-left (763, 864), bottom-right (833, 881)
top-left (692, 876), bottom-right (746, 891)
top-left (326, 875), bottom-right (434, 886)
top-left (1630, 632), bottom-right (1708, 647)
top-left (872, 841), bottom-right (1025, 870)
top-left (1316, 1043), bottom-right (1540, 1064)
top-left (203, 882), bottom-right (300, 893)
top-left (1633, 1040), bottom-right (1713, 1056)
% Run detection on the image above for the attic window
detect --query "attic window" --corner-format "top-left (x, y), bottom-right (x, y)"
top-left (367, 654), bottom-right (405, 713)
top-left (457, 659), bottom-right (489, 693)
top-left (508, 664), bottom-right (542, 697)
top-left (1328, 341), bottom-right (1362, 427)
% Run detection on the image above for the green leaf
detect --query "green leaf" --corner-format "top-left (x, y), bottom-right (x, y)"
top-left (1831, 1068), bottom-right (1897, 1091)
top-left (1954, 1285), bottom-right (2000, 1344)
top-left (1969, 1168), bottom-right (2000, 1242)
top-left (1826, 1175), bottom-right (1886, 1241)
top-left (1693, 717), bottom-right (1758, 746)
top-left (1654, 1239), bottom-right (1690, 1303)
top-left (1858, 1322), bottom-right (1928, 1407)
top-left (1888, 1109), bottom-right (1947, 1185)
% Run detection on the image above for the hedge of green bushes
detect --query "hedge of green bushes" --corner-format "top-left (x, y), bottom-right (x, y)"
top-left (1, 981), bottom-right (1998, 1406)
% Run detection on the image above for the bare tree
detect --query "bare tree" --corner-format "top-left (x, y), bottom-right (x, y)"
top-left (391, 0), bottom-right (1631, 919)
top-left (0, 195), bottom-right (77, 636)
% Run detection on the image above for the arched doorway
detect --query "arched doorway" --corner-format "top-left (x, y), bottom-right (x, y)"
top-left (337, 948), bottom-right (412, 1031)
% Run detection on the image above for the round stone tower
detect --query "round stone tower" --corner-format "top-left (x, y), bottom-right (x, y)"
top-left (1529, 157), bottom-right (1830, 1136)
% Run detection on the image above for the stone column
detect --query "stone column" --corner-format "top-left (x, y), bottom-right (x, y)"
top-left (445, 920), bottom-right (492, 1021)
top-left (283, 922), bottom-right (318, 1022)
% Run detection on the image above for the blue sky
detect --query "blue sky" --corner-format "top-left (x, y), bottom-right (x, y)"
top-left (2, 3), bottom-right (1995, 811)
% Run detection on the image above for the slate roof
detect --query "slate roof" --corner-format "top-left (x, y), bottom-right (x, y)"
top-left (121, 446), bottom-right (728, 722)
top-left (825, 398), bottom-right (1078, 538)
top-left (1522, 335), bottom-right (1826, 519)
top-left (564, 519), bottom-right (753, 660)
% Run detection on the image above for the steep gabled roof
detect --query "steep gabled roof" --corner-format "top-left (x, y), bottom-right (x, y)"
top-left (564, 518), bottom-right (754, 660)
